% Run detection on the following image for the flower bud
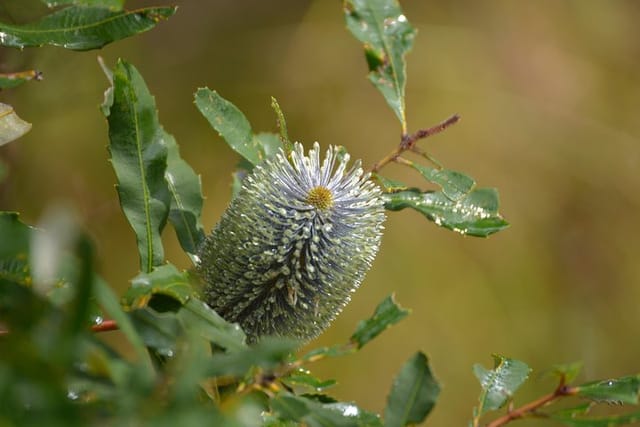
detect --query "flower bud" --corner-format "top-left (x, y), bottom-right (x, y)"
top-left (197, 142), bottom-right (385, 343)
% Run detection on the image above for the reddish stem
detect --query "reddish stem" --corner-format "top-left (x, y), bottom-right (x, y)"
top-left (0, 320), bottom-right (119, 336)
top-left (371, 113), bottom-right (460, 173)
top-left (91, 319), bottom-right (119, 333)
top-left (485, 385), bottom-right (576, 427)
top-left (401, 114), bottom-right (461, 150)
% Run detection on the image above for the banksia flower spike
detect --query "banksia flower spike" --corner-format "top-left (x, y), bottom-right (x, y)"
top-left (197, 142), bottom-right (385, 343)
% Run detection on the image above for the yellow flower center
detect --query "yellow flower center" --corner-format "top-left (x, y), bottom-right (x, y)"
top-left (306, 186), bottom-right (334, 210)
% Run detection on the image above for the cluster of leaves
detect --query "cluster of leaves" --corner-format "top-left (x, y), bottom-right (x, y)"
top-left (471, 356), bottom-right (640, 426)
top-left (0, 1), bottom-right (442, 425)
top-left (1, 204), bottom-right (436, 425)
top-left (0, 0), bottom-right (175, 148)
top-left (343, 0), bottom-right (508, 237)
top-left (1, 0), bottom-right (639, 426)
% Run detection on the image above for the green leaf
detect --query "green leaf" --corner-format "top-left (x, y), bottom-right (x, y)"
top-left (64, 234), bottom-right (96, 336)
top-left (271, 393), bottom-right (382, 427)
top-left (302, 344), bottom-right (354, 362)
top-left (164, 132), bottom-right (205, 264)
top-left (0, 69), bottom-right (42, 90)
top-left (0, 6), bottom-right (175, 51)
top-left (42, 0), bottom-right (124, 9)
top-left (0, 212), bottom-right (32, 261)
top-left (208, 337), bottom-right (298, 377)
top-left (383, 188), bottom-right (509, 237)
top-left (372, 173), bottom-right (409, 192)
top-left (551, 403), bottom-right (593, 418)
top-left (408, 163), bottom-right (476, 201)
top-left (194, 88), bottom-right (282, 166)
top-left (344, 0), bottom-right (416, 131)
top-left (194, 88), bottom-right (257, 164)
top-left (0, 217), bottom-right (32, 284)
top-left (254, 132), bottom-right (283, 160)
top-left (263, 413), bottom-right (301, 427)
top-left (324, 402), bottom-right (382, 426)
top-left (0, 103), bottom-right (31, 146)
top-left (30, 209), bottom-right (105, 331)
top-left (350, 294), bottom-right (409, 348)
top-left (177, 299), bottom-right (247, 352)
top-left (123, 264), bottom-right (196, 310)
top-left (104, 59), bottom-right (171, 272)
top-left (164, 329), bottom-right (215, 405)
top-left (384, 352), bottom-right (440, 427)
top-left (271, 96), bottom-right (292, 154)
top-left (93, 278), bottom-right (153, 373)
top-left (0, 280), bottom-right (78, 398)
top-left (547, 362), bottom-right (583, 384)
top-left (574, 376), bottom-right (640, 405)
top-left (473, 355), bottom-right (531, 415)
top-left (550, 410), bottom-right (640, 427)
top-left (283, 368), bottom-right (337, 392)
top-left (129, 307), bottom-right (181, 358)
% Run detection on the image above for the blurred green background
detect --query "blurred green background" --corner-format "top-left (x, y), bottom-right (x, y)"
top-left (2, 1), bottom-right (640, 425)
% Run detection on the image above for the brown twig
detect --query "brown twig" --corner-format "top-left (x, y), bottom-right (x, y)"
top-left (371, 113), bottom-right (460, 173)
top-left (91, 319), bottom-right (119, 333)
top-left (484, 383), bottom-right (577, 427)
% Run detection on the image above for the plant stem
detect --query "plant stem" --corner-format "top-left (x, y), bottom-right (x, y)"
top-left (91, 319), bottom-right (118, 333)
top-left (0, 319), bottom-right (119, 336)
top-left (371, 113), bottom-right (460, 173)
top-left (485, 384), bottom-right (577, 427)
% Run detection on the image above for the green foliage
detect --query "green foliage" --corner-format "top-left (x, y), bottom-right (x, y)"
top-left (0, 5), bottom-right (175, 51)
top-left (384, 352), bottom-right (440, 427)
top-left (350, 295), bottom-right (409, 348)
top-left (164, 133), bottom-right (206, 264)
top-left (344, 0), bottom-right (415, 132)
top-left (41, 0), bottom-right (124, 9)
top-left (408, 162), bottom-right (476, 202)
top-left (122, 263), bottom-right (195, 309)
top-left (471, 356), bottom-right (640, 427)
top-left (271, 393), bottom-right (383, 427)
top-left (0, 212), bottom-right (32, 259)
top-left (574, 376), bottom-right (640, 405)
top-left (1, 1), bottom-right (636, 427)
top-left (550, 410), bottom-right (640, 427)
top-left (549, 361), bottom-right (584, 384)
top-left (194, 88), bottom-right (284, 167)
top-left (103, 60), bottom-right (171, 272)
top-left (342, 0), bottom-right (507, 237)
top-left (473, 355), bottom-right (532, 416)
top-left (0, 1), bottom-right (171, 148)
top-left (271, 96), bottom-right (293, 154)
top-left (383, 187), bottom-right (508, 237)
top-left (93, 278), bottom-right (152, 367)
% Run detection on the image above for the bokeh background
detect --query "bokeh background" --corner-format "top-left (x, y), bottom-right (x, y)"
top-left (2, 1), bottom-right (640, 425)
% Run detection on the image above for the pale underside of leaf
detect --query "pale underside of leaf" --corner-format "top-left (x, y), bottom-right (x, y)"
top-left (0, 103), bottom-right (32, 146)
